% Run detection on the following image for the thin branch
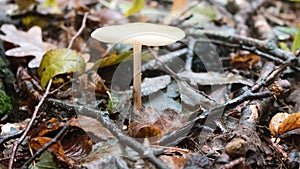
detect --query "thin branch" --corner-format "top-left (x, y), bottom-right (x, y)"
top-left (67, 12), bottom-right (88, 49)
top-left (191, 30), bottom-right (297, 62)
top-left (0, 129), bottom-right (24, 146)
top-left (142, 48), bottom-right (188, 71)
top-left (158, 90), bottom-right (273, 146)
top-left (185, 37), bottom-right (196, 71)
top-left (47, 98), bottom-right (169, 169)
top-left (20, 120), bottom-right (70, 169)
top-left (8, 79), bottom-right (53, 169)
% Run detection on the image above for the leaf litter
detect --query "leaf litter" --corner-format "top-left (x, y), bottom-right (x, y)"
top-left (0, 0), bottom-right (300, 169)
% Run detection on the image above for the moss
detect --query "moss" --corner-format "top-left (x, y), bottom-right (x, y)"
top-left (0, 89), bottom-right (13, 115)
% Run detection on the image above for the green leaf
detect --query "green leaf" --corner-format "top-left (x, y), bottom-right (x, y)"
top-left (29, 151), bottom-right (58, 169)
top-left (124, 0), bottom-right (144, 16)
top-left (279, 42), bottom-right (291, 52)
top-left (292, 28), bottom-right (300, 52)
top-left (38, 48), bottom-right (85, 88)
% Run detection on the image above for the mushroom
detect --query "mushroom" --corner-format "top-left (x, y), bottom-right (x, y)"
top-left (91, 22), bottom-right (185, 111)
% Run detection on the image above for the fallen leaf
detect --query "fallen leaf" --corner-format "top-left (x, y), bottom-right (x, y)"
top-left (93, 50), bottom-right (132, 69)
top-left (177, 71), bottom-right (253, 86)
top-left (141, 75), bottom-right (171, 96)
top-left (230, 53), bottom-right (260, 69)
top-left (29, 119), bottom-right (93, 165)
top-left (80, 139), bottom-right (148, 169)
top-left (127, 121), bottom-right (162, 143)
top-left (269, 112), bottom-right (300, 136)
top-left (159, 149), bottom-right (190, 169)
top-left (0, 24), bottom-right (56, 68)
top-left (124, 0), bottom-right (144, 16)
top-left (73, 115), bottom-right (114, 142)
top-left (292, 28), bottom-right (300, 52)
top-left (178, 81), bottom-right (215, 110)
top-left (30, 137), bottom-right (66, 162)
top-left (38, 48), bottom-right (86, 88)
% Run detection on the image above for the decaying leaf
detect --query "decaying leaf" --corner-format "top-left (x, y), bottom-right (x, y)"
top-left (0, 24), bottom-right (56, 68)
top-left (230, 53), bottom-right (260, 69)
top-left (74, 115), bottom-right (114, 142)
top-left (269, 112), bottom-right (300, 136)
top-left (38, 48), bottom-right (86, 88)
top-left (141, 75), bottom-right (171, 96)
top-left (80, 139), bottom-right (150, 169)
top-left (29, 137), bottom-right (67, 162)
top-left (29, 118), bottom-right (93, 165)
top-left (127, 121), bottom-right (162, 143)
top-left (177, 71), bottom-right (253, 86)
top-left (178, 81), bottom-right (215, 110)
top-left (159, 148), bottom-right (191, 169)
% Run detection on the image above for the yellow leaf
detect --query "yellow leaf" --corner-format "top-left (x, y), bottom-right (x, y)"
top-left (38, 48), bottom-right (86, 88)
top-left (93, 50), bottom-right (132, 69)
top-left (124, 0), bottom-right (144, 17)
top-left (269, 112), bottom-right (300, 136)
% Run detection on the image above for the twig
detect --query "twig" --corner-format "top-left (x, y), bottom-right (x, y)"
top-left (67, 12), bottom-right (88, 49)
top-left (142, 48), bottom-right (188, 71)
top-left (47, 98), bottom-right (169, 169)
top-left (158, 90), bottom-right (273, 146)
top-left (193, 30), bottom-right (297, 62)
top-left (224, 90), bottom-right (273, 109)
top-left (8, 79), bottom-right (53, 169)
top-left (147, 47), bottom-right (179, 79)
top-left (251, 61), bottom-right (290, 92)
top-left (185, 37), bottom-right (196, 71)
top-left (20, 120), bottom-right (70, 169)
top-left (0, 129), bottom-right (24, 146)
top-left (195, 39), bottom-right (285, 64)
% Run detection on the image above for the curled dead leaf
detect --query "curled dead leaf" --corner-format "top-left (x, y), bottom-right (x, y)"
top-left (269, 112), bottom-right (300, 136)
top-left (127, 121), bottom-right (162, 143)
top-left (230, 53), bottom-right (260, 69)
top-left (29, 119), bottom-right (93, 165)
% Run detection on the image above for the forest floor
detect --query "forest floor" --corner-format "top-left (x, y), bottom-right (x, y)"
top-left (0, 0), bottom-right (300, 168)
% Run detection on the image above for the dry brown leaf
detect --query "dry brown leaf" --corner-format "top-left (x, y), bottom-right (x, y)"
top-left (29, 118), bottom-right (93, 165)
top-left (127, 121), bottom-right (162, 143)
top-left (30, 137), bottom-right (66, 160)
top-left (269, 112), bottom-right (300, 136)
top-left (0, 24), bottom-right (56, 68)
top-left (73, 115), bottom-right (114, 142)
top-left (230, 53), bottom-right (260, 69)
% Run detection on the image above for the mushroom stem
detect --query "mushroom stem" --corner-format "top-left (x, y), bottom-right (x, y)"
top-left (133, 43), bottom-right (142, 111)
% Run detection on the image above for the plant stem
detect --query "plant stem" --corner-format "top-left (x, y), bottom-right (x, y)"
top-left (133, 43), bottom-right (142, 111)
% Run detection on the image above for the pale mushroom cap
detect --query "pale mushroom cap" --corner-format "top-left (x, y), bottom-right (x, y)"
top-left (91, 22), bottom-right (185, 46)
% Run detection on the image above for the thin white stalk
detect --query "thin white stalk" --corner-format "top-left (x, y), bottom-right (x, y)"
top-left (133, 43), bottom-right (142, 111)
